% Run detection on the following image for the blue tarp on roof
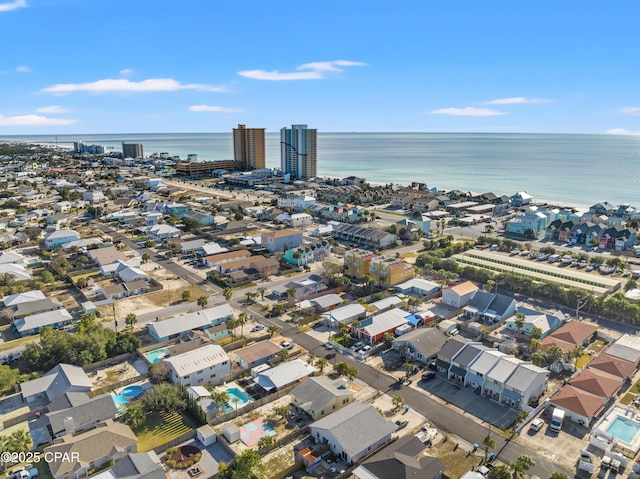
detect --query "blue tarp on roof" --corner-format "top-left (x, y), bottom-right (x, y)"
top-left (405, 314), bottom-right (421, 326)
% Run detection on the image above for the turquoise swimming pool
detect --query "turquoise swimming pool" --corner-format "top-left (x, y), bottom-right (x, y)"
top-left (143, 348), bottom-right (170, 364)
top-left (227, 387), bottom-right (251, 405)
top-left (606, 416), bottom-right (640, 444)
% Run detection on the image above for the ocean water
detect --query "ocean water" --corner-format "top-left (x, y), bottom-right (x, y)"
top-left (1, 132), bottom-right (638, 207)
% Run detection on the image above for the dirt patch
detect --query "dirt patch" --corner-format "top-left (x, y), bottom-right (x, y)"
top-left (430, 437), bottom-right (484, 478)
top-left (88, 359), bottom-right (147, 390)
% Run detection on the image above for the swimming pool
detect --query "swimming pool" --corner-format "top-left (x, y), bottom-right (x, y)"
top-left (122, 385), bottom-right (143, 399)
top-left (143, 348), bottom-right (170, 364)
top-left (111, 393), bottom-right (129, 405)
top-left (226, 387), bottom-right (251, 405)
top-left (606, 416), bottom-right (640, 444)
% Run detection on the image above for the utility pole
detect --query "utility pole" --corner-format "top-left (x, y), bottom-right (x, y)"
top-left (112, 302), bottom-right (118, 332)
top-left (576, 293), bottom-right (591, 321)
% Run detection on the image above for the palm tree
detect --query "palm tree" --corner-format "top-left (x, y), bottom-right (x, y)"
top-left (571, 344), bottom-right (584, 368)
top-left (223, 287), bottom-right (233, 302)
top-left (315, 357), bottom-right (329, 373)
top-left (181, 290), bottom-right (192, 302)
top-left (509, 455), bottom-right (535, 479)
top-left (306, 353), bottom-right (316, 365)
top-left (514, 313), bottom-right (526, 337)
top-left (403, 362), bottom-right (416, 377)
top-left (237, 312), bottom-right (248, 338)
top-left (125, 313), bottom-right (137, 328)
top-left (212, 391), bottom-right (230, 413)
top-left (257, 286), bottom-right (267, 301)
top-left (275, 405), bottom-right (290, 423)
top-left (197, 295), bottom-right (208, 309)
top-left (226, 318), bottom-right (238, 340)
top-left (286, 287), bottom-right (297, 307)
top-left (483, 434), bottom-right (495, 462)
top-left (141, 252), bottom-right (150, 263)
top-left (392, 395), bottom-right (404, 410)
top-left (268, 324), bottom-right (279, 337)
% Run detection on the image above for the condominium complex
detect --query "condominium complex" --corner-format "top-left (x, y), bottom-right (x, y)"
top-left (280, 124), bottom-right (317, 180)
top-left (122, 142), bottom-right (144, 159)
top-left (344, 250), bottom-right (415, 288)
top-left (233, 124), bottom-right (266, 171)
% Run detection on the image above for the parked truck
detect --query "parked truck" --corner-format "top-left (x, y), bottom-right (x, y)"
top-left (550, 408), bottom-right (565, 432)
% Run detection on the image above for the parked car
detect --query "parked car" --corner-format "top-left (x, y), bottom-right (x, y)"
top-left (359, 345), bottom-right (373, 356)
top-left (421, 371), bottom-right (436, 381)
top-left (530, 418), bottom-right (544, 432)
top-left (351, 341), bottom-right (366, 351)
top-left (395, 420), bottom-right (409, 430)
top-left (250, 324), bottom-right (265, 332)
top-left (8, 466), bottom-right (38, 479)
top-left (280, 341), bottom-right (295, 350)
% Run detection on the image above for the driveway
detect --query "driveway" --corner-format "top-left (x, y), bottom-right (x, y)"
top-left (416, 376), bottom-right (518, 429)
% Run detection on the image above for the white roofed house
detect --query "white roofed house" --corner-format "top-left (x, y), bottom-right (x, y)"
top-left (163, 344), bottom-right (231, 387)
top-left (310, 402), bottom-right (396, 465)
top-left (14, 308), bottom-right (73, 337)
top-left (394, 278), bottom-right (441, 296)
top-left (501, 363), bottom-right (549, 408)
top-left (464, 350), bottom-right (504, 390)
top-left (0, 251), bottom-right (25, 266)
top-left (115, 263), bottom-right (147, 283)
top-left (148, 224), bottom-right (181, 241)
top-left (0, 263), bottom-right (31, 282)
top-left (322, 303), bottom-right (367, 329)
top-left (44, 229), bottom-right (81, 249)
top-left (481, 356), bottom-right (523, 401)
top-left (2, 290), bottom-right (46, 307)
top-left (255, 359), bottom-right (316, 392)
top-left (147, 304), bottom-right (234, 342)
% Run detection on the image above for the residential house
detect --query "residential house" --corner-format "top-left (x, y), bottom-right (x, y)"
top-left (20, 364), bottom-right (92, 404)
top-left (570, 222), bottom-right (592, 245)
top-left (510, 191), bottom-right (533, 207)
top-left (83, 191), bottom-right (106, 204)
top-left (278, 194), bottom-right (316, 212)
top-left (44, 420), bottom-right (137, 479)
top-left (182, 210), bottom-right (216, 226)
top-left (163, 344), bottom-right (231, 387)
top-left (88, 246), bottom-right (128, 269)
top-left (291, 376), bottom-right (355, 420)
top-left (0, 251), bottom-right (25, 265)
top-left (442, 281), bottom-right (479, 309)
top-left (462, 291), bottom-right (516, 324)
top-left (255, 358), bottom-right (316, 392)
top-left (504, 307), bottom-right (564, 338)
top-left (232, 340), bottom-right (281, 369)
top-left (261, 228), bottom-right (303, 253)
top-left (507, 211), bottom-right (547, 237)
top-left (501, 363), bottom-right (549, 408)
top-left (148, 224), bottom-right (181, 241)
top-left (589, 202), bottom-right (615, 216)
top-left (353, 436), bottom-right (446, 479)
top-left (369, 256), bottom-right (415, 288)
top-left (331, 222), bottom-right (396, 249)
top-left (148, 304), bottom-right (234, 342)
top-left (115, 263), bottom-right (147, 283)
top-left (392, 328), bottom-right (447, 365)
top-left (298, 293), bottom-right (343, 313)
top-left (44, 229), bottom-right (81, 248)
top-left (548, 385), bottom-right (607, 427)
top-left (605, 334), bottom-right (640, 367)
top-left (14, 308), bottom-right (73, 337)
top-left (355, 308), bottom-right (410, 344)
top-left (435, 337), bottom-right (470, 376)
top-left (368, 295), bottom-right (404, 313)
top-left (586, 353), bottom-right (636, 380)
top-left (465, 350), bottom-right (505, 389)
top-left (541, 321), bottom-right (598, 353)
top-left (281, 213), bottom-right (313, 228)
top-left (283, 240), bottom-right (331, 266)
top-left (310, 402), bottom-right (396, 465)
top-left (394, 278), bottom-right (440, 296)
top-left (448, 343), bottom-right (488, 383)
top-left (1, 290), bottom-right (45, 307)
top-left (187, 386), bottom-right (219, 422)
top-left (201, 250), bottom-right (252, 271)
top-left (53, 201), bottom-right (72, 213)
top-left (0, 263), bottom-right (31, 282)
top-left (481, 356), bottom-right (523, 401)
top-left (46, 393), bottom-right (118, 437)
top-left (344, 249), bottom-right (377, 279)
top-left (11, 297), bottom-right (63, 319)
top-left (568, 368), bottom-right (622, 398)
top-left (91, 452), bottom-right (165, 479)
top-left (322, 303), bottom-right (367, 329)
top-left (272, 275), bottom-right (327, 300)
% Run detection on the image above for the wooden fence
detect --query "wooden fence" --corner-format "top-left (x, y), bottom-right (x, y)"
top-left (257, 426), bottom-right (309, 456)
top-left (88, 374), bottom-right (146, 398)
top-left (151, 429), bottom-right (197, 455)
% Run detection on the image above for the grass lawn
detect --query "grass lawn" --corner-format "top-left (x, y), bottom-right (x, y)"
top-left (621, 393), bottom-right (635, 405)
top-left (576, 353), bottom-right (591, 369)
top-left (590, 340), bottom-right (606, 354)
top-left (134, 411), bottom-right (198, 452)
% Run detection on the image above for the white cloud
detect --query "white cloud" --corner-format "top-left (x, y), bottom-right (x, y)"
top-left (605, 128), bottom-right (640, 135)
top-left (36, 105), bottom-right (71, 114)
top-left (238, 59), bottom-right (366, 81)
top-left (16, 65), bottom-right (30, 72)
top-left (119, 68), bottom-right (134, 75)
top-left (0, 114), bottom-right (76, 126)
top-left (41, 78), bottom-right (226, 94)
top-left (0, 0), bottom-right (27, 12)
top-left (431, 107), bottom-right (508, 117)
top-left (485, 97), bottom-right (553, 105)
top-left (620, 107), bottom-right (640, 116)
top-left (189, 105), bottom-right (242, 113)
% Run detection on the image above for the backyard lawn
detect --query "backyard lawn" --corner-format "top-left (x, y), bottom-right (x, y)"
top-left (134, 411), bottom-right (198, 452)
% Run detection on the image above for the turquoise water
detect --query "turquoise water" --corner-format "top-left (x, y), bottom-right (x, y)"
top-left (2, 132), bottom-right (639, 206)
top-left (606, 416), bottom-right (640, 443)
top-left (226, 387), bottom-right (250, 405)
top-left (122, 385), bottom-right (143, 398)
top-left (111, 394), bottom-right (128, 405)
top-left (26, 258), bottom-right (39, 265)
top-left (144, 348), bottom-right (169, 364)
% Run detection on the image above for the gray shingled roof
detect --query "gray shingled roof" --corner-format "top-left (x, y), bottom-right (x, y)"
top-left (47, 394), bottom-right (118, 436)
top-left (453, 344), bottom-right (488, 368)
top-left (291, 376), bottom-right (352, 414)
top-left (111, 452), bottom-right (165, 479)
top-left (437, 338), bottom-right (470, 362)
top-left (311, 402), bottom-right (396, 458)
top-left (393, 328), bottom-right (447, 359)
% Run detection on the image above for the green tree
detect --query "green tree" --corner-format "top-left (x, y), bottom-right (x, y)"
top-left (76, 277), bottom-right (87, 289)
top-left (483, 434), bottom-right (495, 462)
top-left (141, 252), bottom-right (151, 263)
top-left (392, 395), bottom-right (404, 410)
top-left (509, 455), bottom-right (535, 479)
top-left (181, 289), bottom-right (192, 302)
top-left (144, 240), bottom-right (156, 248)
top-left (270, 304), bottom-right (285, 316)
top-left (530, 326), bottom-right (543, 340)
top-left (530, 338), bottom-right (542, 353)
top-left (306, 353), bottom-right (316, 365)
top-left (549, 473), bottom-right (570, 479)
top-left (315, 357), bottom-right (329, 373)
top-left (223, 287), bottom-right (233, 302)
top-left (0, 365), bottom-right (20, 394)
top-left (383, 332), bottom-right (395, 348)
top-left (514, 313), bottom-right (526, 337)
top-left (1, 430), bottom-right (32, 456)
top-left (277, 349), bottom-right (289, 361)
top-left (257, 286), bottom-right (267, 301)
top-left (546, 345), bottom-right (564, 363)
top-left (334, 361), bottom-right (350, 378)
top-left (122, 403), bottom-right (146, 428)
top-left (403, 362), bottom-right (416, 377)
top-left (143, 383), bottom-right (187, 414)
top-left (218, 450), bottom-right (264, 479)
top-left (268, 324), bottom-right (279, 337)
top-left (237, 312), bottom-right (248, 338)
top-left (197, 295), bottom-right (209, 309)
top-left (41, 270), bottom-right (54, 284)
top-left (148, 362), bottom-right (171, 384)
top-left (257, 435), bottom-right (276, 450)
top-left (125, 313), bottom-right (137, 328)
top-left (275, 405), bottom-right (290, 423)
top-left (487, 465), bottom-right (511, 479)
top-left (212, 391), bottom-right (230, 412)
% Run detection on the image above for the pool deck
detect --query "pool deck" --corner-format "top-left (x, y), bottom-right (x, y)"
top-left (596, 406), bottom-right (640, 453)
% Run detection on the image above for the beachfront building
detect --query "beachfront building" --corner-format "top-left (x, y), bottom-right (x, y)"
top-left (233, 124), bottom-right (266, 171)
top-left (281, 124), bottom-right (317, 180)
top-left (261, 229), bottom-right (303, 253)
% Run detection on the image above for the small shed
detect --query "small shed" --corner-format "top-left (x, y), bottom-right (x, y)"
top-left (394, 324), bottom-right (412, 337)
top-left (222, 422), bottom-right (241, 443)
top-left (197, 424), bottom-right (217, 447)
top-left (251, 363), bottom-right (271, 378)
top-left (438, 319), bottom-right (457, 335)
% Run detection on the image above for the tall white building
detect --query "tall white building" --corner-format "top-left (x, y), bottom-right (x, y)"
top-left (280, 124), bottom-right (317, 180)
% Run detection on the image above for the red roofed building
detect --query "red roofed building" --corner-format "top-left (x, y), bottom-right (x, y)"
top-left (549, 384), bottom-right (607, 427)
top-left (541, 321), bottom-right (598, 353)
top-left (587, 353), bottom-right (636, 379)
top-left (569, 368), bottom-right (622, 398)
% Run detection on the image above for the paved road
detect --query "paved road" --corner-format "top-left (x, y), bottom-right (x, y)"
top-left (241, 304), bottom-right (572, 478)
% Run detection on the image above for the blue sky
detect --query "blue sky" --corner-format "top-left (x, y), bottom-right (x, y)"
top-left (2, 0), bottom-right (640, 134)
